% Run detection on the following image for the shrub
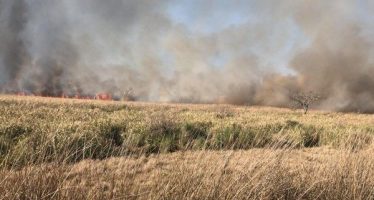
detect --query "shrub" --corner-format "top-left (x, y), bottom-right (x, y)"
top-left (146, 118), bottom-right (181, 153)
top-left (212, 124), bottom-right (242, 149)
top-left (233, 127), bottom-right (257, 149)
top-left (97, 122), bottom-right (125, 146)
top-left (180, 122), bottom-right (211, 149)
top-left (300, 125), bottom-right (321, 147)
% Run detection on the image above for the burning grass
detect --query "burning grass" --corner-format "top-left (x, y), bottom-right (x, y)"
top-left (0, 95), bottom-right (374, 199)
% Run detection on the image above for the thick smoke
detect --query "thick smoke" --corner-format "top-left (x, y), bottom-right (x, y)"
top-left (258, 1), bottom-right (374, 113)
top-left (0, 0), bottom-right (374, 113)
top-left (0, 0), bottom-right (29, 90)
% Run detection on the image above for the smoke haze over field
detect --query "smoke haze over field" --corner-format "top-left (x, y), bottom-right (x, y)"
top-left (1, 0), bottom-right (374, 112)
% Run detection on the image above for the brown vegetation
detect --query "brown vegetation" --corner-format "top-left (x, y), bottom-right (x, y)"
top-left (1, 149), bottom-right (374, 199)
top-left (0, 95), bottom-right (374, 199)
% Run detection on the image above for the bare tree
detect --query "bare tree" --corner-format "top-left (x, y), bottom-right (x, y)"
top-left (290, 91), bottom-right (320, 114)
top-left (122, 87), bottom-right (135, 101)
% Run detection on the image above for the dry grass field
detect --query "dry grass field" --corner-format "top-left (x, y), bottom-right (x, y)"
top-left (1, 95), bottom-right (374, 199)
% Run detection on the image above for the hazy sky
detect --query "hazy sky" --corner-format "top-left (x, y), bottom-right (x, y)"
top-left (165, 0), bottom-right (372, 72)
top-left (165, 0), bottom-right (303, 73)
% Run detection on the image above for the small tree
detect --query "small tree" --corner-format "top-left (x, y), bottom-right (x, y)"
top-left (290, 91), bottom-right (320, 114)
top-left (122, 87), bottom-right (135, 101)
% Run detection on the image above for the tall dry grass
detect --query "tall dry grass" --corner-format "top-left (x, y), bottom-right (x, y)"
top-left (0, 95), bottom-right (374, 199)
top-left (1, 148), bottom-right (374, 199)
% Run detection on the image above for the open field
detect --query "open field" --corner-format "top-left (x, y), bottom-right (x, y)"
top-left (1, 95), bottom-right (374, 199)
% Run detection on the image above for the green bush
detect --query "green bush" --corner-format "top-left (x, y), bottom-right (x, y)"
top-left (180, 122), bottom-right (211, 149)
top-left (146, 118), bottom-right (181, 153)
top-left (97, 121), bottom-right (125, 146)
top-left (212, 124), bottom-right (243, 149)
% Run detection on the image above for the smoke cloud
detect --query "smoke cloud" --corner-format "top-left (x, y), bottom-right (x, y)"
top-left (1, 0), bottom-right (374, 113)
